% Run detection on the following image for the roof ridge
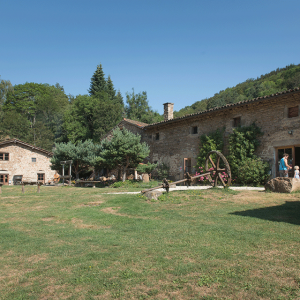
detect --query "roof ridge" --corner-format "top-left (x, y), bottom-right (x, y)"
top-left (123, 118), bottom-right (148, 127)
top-left (0, 138), bottom-right (53, 156)
top-left (145, 87), bottom-right (300, 128)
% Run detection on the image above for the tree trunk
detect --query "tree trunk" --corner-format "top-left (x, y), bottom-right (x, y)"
top-left (122, 167), bottom-right (127, 182)
top-left (75, 161), bottom-right (79, 180)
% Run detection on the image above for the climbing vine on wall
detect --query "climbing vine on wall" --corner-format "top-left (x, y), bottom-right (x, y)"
top-left (196, 127), bottom-right (225, 170)
top-left (227, 123), bottom-right (269, 185)
top-left (196, 123), bottom-right (269, 185)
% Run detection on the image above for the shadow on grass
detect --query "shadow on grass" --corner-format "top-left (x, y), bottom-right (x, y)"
top-left (231, 201), bottom-right (300, 225)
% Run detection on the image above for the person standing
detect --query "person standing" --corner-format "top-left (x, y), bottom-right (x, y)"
top-left (279, 153), bottom-right (292, 177)
top-left (294, 166), bottom-right (299, 179)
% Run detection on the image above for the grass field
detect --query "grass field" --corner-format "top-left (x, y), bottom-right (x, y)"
top-left (0, 185), bottom-right (299, 299)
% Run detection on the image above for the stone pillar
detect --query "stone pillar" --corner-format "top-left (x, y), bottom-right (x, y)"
top-left (163, 103), bottom-right (174, 121)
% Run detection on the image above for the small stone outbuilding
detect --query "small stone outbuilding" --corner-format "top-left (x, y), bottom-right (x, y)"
top-left (0, 139), bottom-right (56, 185)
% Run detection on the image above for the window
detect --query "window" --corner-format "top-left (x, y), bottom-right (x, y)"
top-left (192, 126), bottom-right (198, 134)
top-left (37, 173), bottom-right (45, 182)
top-left (288, 106), bottom-right (298, 118)
top-left (233, 117), bottom-right (241, 127)
top-left (155, 133), bottom-right (159, 140)
top-left (0, 153), bottom-right (9, 161)
top-left (0, 174), bottom-right (9, 184)
top-left (32, 158), bottom-right (36, 162)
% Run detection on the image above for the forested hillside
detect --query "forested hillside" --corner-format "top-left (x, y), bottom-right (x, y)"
top-left (174, 64), bottom-right (300, 118)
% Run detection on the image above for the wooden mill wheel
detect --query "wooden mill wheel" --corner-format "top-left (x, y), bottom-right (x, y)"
top-left (205, 150), bottom-right (231, 187)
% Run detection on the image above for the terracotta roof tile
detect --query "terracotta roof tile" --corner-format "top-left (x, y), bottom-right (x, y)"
top-left (123, 118), bottom-right (148, 127)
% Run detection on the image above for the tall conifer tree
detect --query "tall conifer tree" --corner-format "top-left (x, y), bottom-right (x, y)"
top-left (106, 75), bottom-right (116, 99)
top-left (89, 64), bottom-right (106, 96)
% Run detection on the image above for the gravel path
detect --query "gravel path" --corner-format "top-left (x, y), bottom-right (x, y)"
top-left (105, 186), bottom-right (265, 194)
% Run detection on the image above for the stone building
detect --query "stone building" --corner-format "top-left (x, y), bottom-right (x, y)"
top-left (107, 88), bottom-right (300, 181)
top-left (0, 139), bottom-right (56, 185)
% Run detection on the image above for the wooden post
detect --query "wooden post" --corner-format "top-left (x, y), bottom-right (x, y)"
top-left (37, 183), bottom-right (41, 193)
top-left (62, 164), bottom-right (65, 185)
top-left (0, 183), bottom-right (2, 194)
top-left (22, 183), bottom-right (25, 194)
top-left (69, 162), bottom-right (72, 186)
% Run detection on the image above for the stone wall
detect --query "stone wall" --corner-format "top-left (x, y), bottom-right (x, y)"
top-left (0, 144), bottom-right (56, 185)
top-left (143, 91), bottom-right (300, 180)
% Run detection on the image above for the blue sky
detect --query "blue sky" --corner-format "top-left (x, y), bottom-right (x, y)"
top-left (1, 0), bottom-right (300, 114)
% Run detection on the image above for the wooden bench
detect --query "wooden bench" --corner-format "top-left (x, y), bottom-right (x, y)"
top-left (21, 181), bottom-right (44, 193)
top-left (76, 181), bottom-right (100, 188)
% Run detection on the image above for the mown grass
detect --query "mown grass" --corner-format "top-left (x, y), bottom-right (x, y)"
top-left (0, 186), bottom-right (299, 299)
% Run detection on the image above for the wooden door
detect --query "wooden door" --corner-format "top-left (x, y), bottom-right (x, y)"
top-left (184, 158), bottom-right (192, 174)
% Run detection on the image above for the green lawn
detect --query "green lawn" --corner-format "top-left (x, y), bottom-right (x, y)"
top-left (0, 186), bottom-right (299, 299)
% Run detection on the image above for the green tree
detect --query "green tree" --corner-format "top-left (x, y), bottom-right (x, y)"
top-left (4, 82), bottom-right (68, 145)
top-left (88, 64), bottom-right (106, 96)
top-left (0, 77), bottom-right (14, 107)
top-left (62, 93), bottom-right (123, 143)
top-left (27, 121), bottom-right (54, 151)
top-left (51, 140), bottom-right (100, 179)
top-left (98, 128), bottom-right (150, 181)
top-left (0, 110), bottom-right (30, 141)
top-left (136, 162), bottom-right (157, 175)
top-left (125, 89), bottom-right (163, 124)
top-left (106, 75), bottom-right (116, 99)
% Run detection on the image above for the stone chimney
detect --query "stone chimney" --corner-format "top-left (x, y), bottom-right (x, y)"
top-left (163, 102), bottom-right (174, 121)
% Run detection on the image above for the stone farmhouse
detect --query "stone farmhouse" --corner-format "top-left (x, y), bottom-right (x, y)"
top-left (106, 88), bottom-right (300, 181)
top-left (0, 139), bottom-right (56, 185)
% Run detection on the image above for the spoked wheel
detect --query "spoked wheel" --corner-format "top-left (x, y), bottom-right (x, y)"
top-left (205, 150), bottom-right (231, 187)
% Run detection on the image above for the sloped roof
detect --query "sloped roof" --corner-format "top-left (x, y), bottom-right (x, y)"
top-left (0, 139), bottom-right (53, 156)
top-left (122, 118), bottom-right (148, 128)
top-left (145, 87), bottom-right (300, 129)
top-left (100, 118), bottom-right (148, 141)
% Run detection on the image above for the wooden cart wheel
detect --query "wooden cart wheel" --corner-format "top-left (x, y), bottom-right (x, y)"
top-left (205, 150), bottom-right (231, 187)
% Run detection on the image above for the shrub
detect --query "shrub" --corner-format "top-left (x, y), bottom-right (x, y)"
top-left (196, 123), bottom-right (269, 186)
top-left (136, 162), bottom-right (157, 174)
top-left (111, 180), bottom-right (136, 188)
top-left (227, 123), bottom-right (269, 185)
top-left (151, 163), bottom-right (170, 180)
top-left (237, 157), bottom-right (270, 186)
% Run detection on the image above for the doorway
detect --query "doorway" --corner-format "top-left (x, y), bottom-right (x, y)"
top-left (276, 146), bottom-right (300, 177)
top-left (184, 158), bottom-right (192, 174)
